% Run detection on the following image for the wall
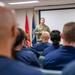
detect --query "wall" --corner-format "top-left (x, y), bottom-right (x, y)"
top-left (40, 8), bottom-right (75, 32)
top-left (15, 8), bottom-right (39, 40)
top-left (40, 8), bottom-right (75, 44)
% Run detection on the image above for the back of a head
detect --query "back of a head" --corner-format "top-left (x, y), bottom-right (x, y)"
top-left (50, 30), bottom-right (61, 45)
top-left (63, 22), bottom-right (75, 43)
top-left (13, 28), bottom-right (27, 48)
top-left (0, 3), bottom-right (16, 40)
top-left (41, 31), bottom-right (50, 42)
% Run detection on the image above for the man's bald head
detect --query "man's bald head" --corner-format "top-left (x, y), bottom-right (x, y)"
top-left (0, 4), bottom-right (17, 39)
top-left (41, 31), bottom-right (50, 41)
top-left (0, 3), bottom-right (17, 58)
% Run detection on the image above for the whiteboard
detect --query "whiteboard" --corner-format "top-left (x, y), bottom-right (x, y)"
top-left (40, 9), bottom-right (75, 32)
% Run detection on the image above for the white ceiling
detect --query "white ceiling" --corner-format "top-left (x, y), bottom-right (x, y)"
top-left (1, 0), bottom-right (75, 9)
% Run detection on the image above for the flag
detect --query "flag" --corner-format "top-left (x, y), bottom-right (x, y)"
top-left (32, 15), bottom-right (36, 46)
top-left (25, 14), bottom-right (30, 46)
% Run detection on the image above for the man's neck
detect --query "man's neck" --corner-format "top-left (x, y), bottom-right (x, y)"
top-left (42, 40), bottom-right (48, 43)
top-left (0, 42), bottom-right (12, 58)
top-left (63, 40), bottom-right (75, 47)
top-left (14, 45), bottom-right (22, 51)
top-left (40, 23), bottom-right (44, 25)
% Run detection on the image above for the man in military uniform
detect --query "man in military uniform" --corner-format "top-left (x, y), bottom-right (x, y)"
top-left (34, 17), bottom-right (50, 42)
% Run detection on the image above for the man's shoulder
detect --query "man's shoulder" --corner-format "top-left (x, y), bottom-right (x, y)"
top-left (23, 50), bottom-right (35, 57)
top-left (44, 24), bottom-right (49, 28)
top-left (45, 48), bottom-right (60, 59)
top-left (44, 46), bottom-right (52, 52)
top-left (7, 59), bottom-right (43, 75)
top-left (34, 43), bottom-right (41, 46)
top-left (0, 57), bottom-right (43, 75)
top-left (34, 42), bottom-right (50, 48)
top-left (36, 25), bottom-right (40, 28)
top-left (17, 50), bottom-right (35, 58)
top-left (47, 42), bottom-right (51, 46)
top-left (62, 60), bottom-right (75, 75)
top-left (46, 44), bottom-right (56, 50)
top-left (44, 46), bottom-right (50, 51)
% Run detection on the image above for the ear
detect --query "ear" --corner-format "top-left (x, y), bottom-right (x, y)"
top-left (60, 33), bottom-right (64, 39)
top-left (22, 39), bottom-right (25, 46)
top-left (49, 36), bottom-right (51, 40)
top-left (11, 25), bottom-right (17, 38)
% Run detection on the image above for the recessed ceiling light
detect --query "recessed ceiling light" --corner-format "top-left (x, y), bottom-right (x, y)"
top-left (8, 1), bottom-right (39, 5)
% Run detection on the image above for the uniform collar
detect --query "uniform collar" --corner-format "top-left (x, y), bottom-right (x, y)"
top-left (60, 46), bottom-right (75, 52)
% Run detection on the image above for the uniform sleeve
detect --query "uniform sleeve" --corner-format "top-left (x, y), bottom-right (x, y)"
top-left (22, 51), bottom-right (41, 67)
top-left (29, 51), bottom-right (41, 67)
top-left (34, 26), bottom-right (42, 35)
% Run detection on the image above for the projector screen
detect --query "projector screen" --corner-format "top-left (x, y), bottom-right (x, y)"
top-left (40, 8), bottom-right (75, 32)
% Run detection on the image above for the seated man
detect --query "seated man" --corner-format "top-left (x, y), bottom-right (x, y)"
top-left (62, 61), bottom-right (75, 75)
top-left (33, 31), bottom-right (51, 52)
top-left (0, 3), bottom-right (44, 75)
top-left (44, 22), bottom-right (75, 70)
top-left (43, 30), bottom-right (61, 56)
top-left (13, 28), bottom-right (40, 67)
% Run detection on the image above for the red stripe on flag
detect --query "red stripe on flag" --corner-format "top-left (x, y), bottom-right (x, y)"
top-left (25, 14), bottom-right (31, 46)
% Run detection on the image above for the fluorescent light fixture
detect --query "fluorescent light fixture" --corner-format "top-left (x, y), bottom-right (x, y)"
top-left (8, 1), bottom-right (39, 5)
top-left (0, 2), bottom-right (5, 6)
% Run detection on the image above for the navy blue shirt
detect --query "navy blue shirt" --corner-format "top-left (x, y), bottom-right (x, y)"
top-left (62, 60), bottom-right (75, 75)
top-left (43, 44), bottom-right (61, 56)
top-left (33, 42), bottom-right (51, 52)
top-left (14, 50), bottom-right (40, 67)
top-left (0, 56), bottom-right (44, 75)
top-left (44, 46), bottom-right (75, 70)
top-left (22, 46), bottom-right (40, 58)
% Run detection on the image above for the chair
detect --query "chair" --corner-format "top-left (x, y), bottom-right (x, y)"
top-left (39, 56), bottom-right (45, 68)
top-left (40, 69), bottom-right (62, 75)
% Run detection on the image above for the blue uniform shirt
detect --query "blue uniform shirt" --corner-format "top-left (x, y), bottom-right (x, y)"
top-left (33, 42), bottom-right (51, 52)
top-left (14, 50), bottom-right (40, 67)
top-left (44, 46), bottom-right (75, 70)
top-left (43, 44), bottom-right (61, 56)
top-left (22, 46), bottom-right (40, 58)
top-left (0, 56), bottom-right (44, 75)
top-left (62, 60), bottom-right (75, 75)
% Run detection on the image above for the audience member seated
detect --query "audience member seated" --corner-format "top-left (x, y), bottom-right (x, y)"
top-left (44, 22), bottom-right (75, 70)
top-left (0, 4), bottom-right (44, 75)
top-left (62, 61), bottom-right (75, 75)
top-left (33, 31), bottom-right (51, 52)
top-left (13, 28), bottom-right (40, 67)
top-left (22, 46), bottom-right (40, 58)
top-left (43, 30), bottom-right (61, 56)
top-left (21, 36), bottom-right (40, 58)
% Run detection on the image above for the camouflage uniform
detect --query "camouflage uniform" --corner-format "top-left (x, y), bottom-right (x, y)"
top-left (34, 24), bottom-right (50, 42)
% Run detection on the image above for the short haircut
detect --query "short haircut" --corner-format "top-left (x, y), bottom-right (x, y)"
top-left (63, 22), bottom-right (75, 43)
top-left (41, 31), bottom-right (50, 40)
top-left (14, 28), bottom-right (27, 48)
top-left (40, 17), bottom-right (45, 20)
top-left (50, 30), bottom-right (61, 45)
